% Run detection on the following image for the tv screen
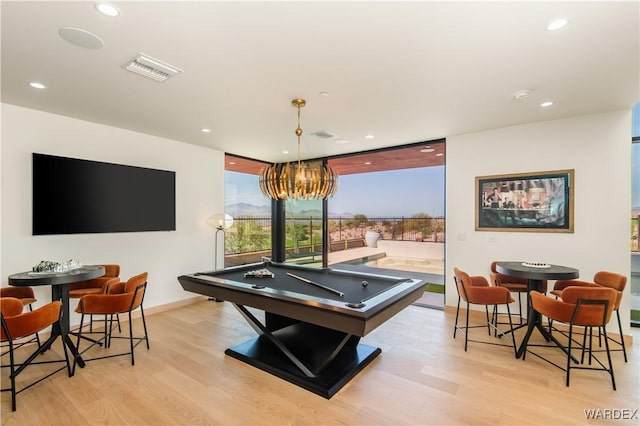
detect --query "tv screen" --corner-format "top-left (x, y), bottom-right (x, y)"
top-left (33, 153), bottom-right (176, 235)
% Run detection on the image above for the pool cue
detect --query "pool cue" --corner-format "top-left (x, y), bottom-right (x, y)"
top-left (286, 272), bottom-right (344, 298)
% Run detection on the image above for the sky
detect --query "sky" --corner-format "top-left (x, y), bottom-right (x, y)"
top-left (225, 171), bottom-right (271, 208)
top-left (329, 167), bottom-right (445, 217)
top-left (226, 166), bottom-right (445, 217)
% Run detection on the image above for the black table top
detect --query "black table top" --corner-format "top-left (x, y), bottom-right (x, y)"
top-left (8, 265), bottom-right (105, 286)
top-left (495, 261), bottom-right (579, 281)
top-left (197, 262), bottom-right (413, 304)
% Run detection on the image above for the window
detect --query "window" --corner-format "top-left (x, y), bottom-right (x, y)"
top-left (224, 154), bottom-right (272, 267)
top-left (327, 142), bottom-right (446, 308)
top-left (284, 196), bottom-right (323, 267)
top-left (631, 102), bottom-right (639, 325)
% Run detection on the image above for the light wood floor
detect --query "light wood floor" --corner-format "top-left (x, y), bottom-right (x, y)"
top-left (2, 300), bottom-right (638, 425)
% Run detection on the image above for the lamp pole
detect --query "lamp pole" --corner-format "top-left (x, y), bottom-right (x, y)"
top-left (209, 213), bottom-right (233, 301)
top-left (214, 225), bottom-right (225, 271)
top-left (209, 225), bottom-right (225, 302)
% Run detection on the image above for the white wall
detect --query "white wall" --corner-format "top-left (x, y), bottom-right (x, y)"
top-left (1, 103), bottom-right (225, 326)
top-left (2, 105), bottom-right (633, 335)
top-left (445, 110), bottom-right (632, 334)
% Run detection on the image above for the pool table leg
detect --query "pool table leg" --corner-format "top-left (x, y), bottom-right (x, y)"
top-left (225, 304), bottom-right (381, 399)
top-left (234, 304), bottom-right (316, 377)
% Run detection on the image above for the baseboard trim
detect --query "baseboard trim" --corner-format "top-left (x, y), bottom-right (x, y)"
top-left (71, 295), bottom-right (208, 327)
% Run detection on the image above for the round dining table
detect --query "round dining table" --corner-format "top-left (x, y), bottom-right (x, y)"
top-left (8, 265), bottom-right (105, 370)
top-left (495, 261), bottom-right (579, 359)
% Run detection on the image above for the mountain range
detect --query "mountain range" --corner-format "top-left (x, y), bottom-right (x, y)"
top-left (225, 202), bottom-right (356, 218)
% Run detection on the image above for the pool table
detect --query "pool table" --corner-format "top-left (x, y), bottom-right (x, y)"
top-left (178, 261), bottom-right (424, 398)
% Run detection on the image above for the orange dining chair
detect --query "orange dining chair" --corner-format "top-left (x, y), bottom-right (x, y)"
top-left (0, 286), bottom-right (37, 309)
top-left (69, 264), bottom-right (121, 332)
top-left (72, 272), bottom-right (149, 374)
top-left (490, 261), bottom-right (548, 327)
top-left (453, 267), bottom-right (517, 355)
top-left (528, 287), bottom-right (617, 389)
top-left (0, 286), bottom-right (41, 349)
top-left (69, 264), bottom-right (120, 298)
top-left (550, 271), bottom-right (627, 362)
top-left (74, 277), bottom-right (122, 347)
top-left (1, 297), bottom-right (71, 411)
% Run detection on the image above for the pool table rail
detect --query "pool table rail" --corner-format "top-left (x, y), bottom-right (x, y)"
top-left (178, 262), bottom-right (425, 336)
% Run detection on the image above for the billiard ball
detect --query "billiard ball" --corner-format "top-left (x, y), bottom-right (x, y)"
top-left (362, 280), bottom-right (368, 287)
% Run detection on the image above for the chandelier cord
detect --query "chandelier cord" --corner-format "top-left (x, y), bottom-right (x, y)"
top-left (258, 98), bottom-right (338, 200)
top-left (295, 101), bottom-right (303, 168)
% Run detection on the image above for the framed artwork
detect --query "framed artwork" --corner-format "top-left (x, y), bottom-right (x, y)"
top-left (475, 169), bottom-right (574, 232)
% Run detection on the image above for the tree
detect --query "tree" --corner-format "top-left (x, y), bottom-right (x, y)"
top-left (225, 217), bottom-right (270, 254)
top-left (411, 212), bottom-right (433, 241)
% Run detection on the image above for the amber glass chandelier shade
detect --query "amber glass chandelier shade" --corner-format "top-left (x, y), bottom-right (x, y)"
top-left (259, 98), bottom-right (339, 200)
top-left (259, 161), bottom-right (338, 201)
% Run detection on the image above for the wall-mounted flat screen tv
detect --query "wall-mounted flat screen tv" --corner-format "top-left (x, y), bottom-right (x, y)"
top-left (33, 153), bottom-right (176, 235)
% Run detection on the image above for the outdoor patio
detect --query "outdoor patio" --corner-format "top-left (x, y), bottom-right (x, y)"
top-left (328, 240), bottom-right (445, 308)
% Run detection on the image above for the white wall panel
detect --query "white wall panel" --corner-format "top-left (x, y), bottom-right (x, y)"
top-left (1, 103), bottom-right (224, 327)
top-left (445, 110), bottom-right (632, 334)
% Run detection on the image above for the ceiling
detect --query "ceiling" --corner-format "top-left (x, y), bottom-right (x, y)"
top-left (2, 2), bottom-right (638, 165)
top-left (226, 140), bottom-right (446, 175)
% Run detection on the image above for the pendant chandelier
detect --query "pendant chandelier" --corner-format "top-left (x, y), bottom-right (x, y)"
top-left (259, 98), bottom-right (339, 201)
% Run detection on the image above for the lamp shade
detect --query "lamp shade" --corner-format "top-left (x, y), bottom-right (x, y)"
top-left (208, 213), bottom-right (234, 230)
top-left (259, 161), bottom-right (338, 201)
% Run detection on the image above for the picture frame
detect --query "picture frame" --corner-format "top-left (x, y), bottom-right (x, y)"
top-left (475, 169), bottom-right (574, 233)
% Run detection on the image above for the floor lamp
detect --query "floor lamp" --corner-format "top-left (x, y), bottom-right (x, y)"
top-left (209, 213), bottom-right (233, 301)
top-left (214, 225), bottom-right (225, 271)
top-left (210, 213), bottom-right (234, 270)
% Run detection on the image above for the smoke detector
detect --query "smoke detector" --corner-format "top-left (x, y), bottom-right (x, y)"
top-left (125, 53), bottom-right (182, 82)
top-left (310, 129), bottom-right (336, 139)
top-left (513, 89), bottom-right (531, 100)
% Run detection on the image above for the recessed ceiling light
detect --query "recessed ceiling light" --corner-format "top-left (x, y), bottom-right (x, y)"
top-left (200, 128), bottom-right (211, 133)
top-left (547, 19), bottom-right (568, 31)
top-left (96, 2), bottom-right (120, 17)
top-left (319, 91), bottom-right (329, 97)
top-left (436, 153), bottom-right (444, 157)
top-left (541, 101), bottom-right (554, 107)
top-left (282, 150), bottom-right (289, 154)
top-left (29, 82), bottom-right (46, 89)
top-left (364, 161), bottom-right (372, 165)
top-left (365, 134), bottom-right (375, 139)
top-left (228, 161), bottom-right (236, 165)
top-left (513, 89), bottom-right (531, 100)
top-left (420, 147), bottom-right (435, 153)
top-left (334, 139), bottom-right (349, 144)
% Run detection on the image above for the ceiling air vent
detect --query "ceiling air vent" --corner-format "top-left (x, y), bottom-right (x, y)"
top-left (310, 129), bottom-right (336, 139)
top-left (125, 53), bottom-right (182, 82)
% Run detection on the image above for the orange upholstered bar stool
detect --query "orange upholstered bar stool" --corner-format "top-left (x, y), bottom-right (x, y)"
top-left (69, 264), bottom-right (120, 334)
top-left (0, 286), bottom-right (40, 348)
top-left (69, 264), bottom-right (120, 298)
top-left (453, 267), bottom-right (517, 355)
top-left (1, 298), bottom-right (71, 411)
top-left (73, 272), bottom-right (149, 373)
top-left (550, 271), bottom-right (627, 362)
top-left (0, 287), bottom-right (37, 309)
top-left (490, 261), bottom-right (547, 327)
top-left (528, 287), bottom-right (617, 389)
